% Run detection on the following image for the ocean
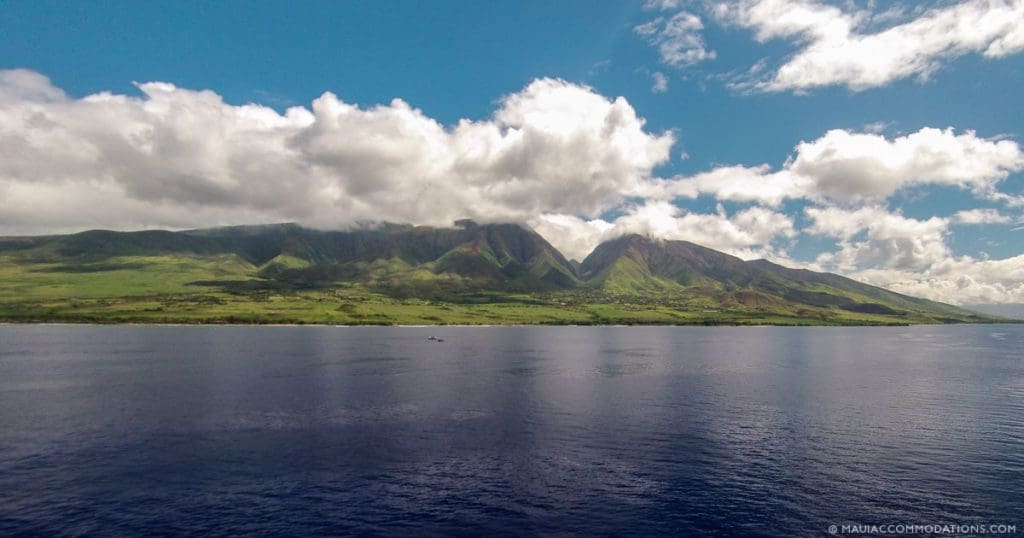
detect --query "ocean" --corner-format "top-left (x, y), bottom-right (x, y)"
top-left (1, 325), bottom-right (1021, 536)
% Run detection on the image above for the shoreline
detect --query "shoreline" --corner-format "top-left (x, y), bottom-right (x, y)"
top-left (3, 320), bottom-right (1018, 328)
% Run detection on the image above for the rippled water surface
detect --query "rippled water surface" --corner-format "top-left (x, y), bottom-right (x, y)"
top-left (1, 325), bottom-right (1022, 536)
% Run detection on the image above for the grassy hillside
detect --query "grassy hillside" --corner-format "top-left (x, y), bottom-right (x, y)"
top-left (0, 224), bottom-right (1006, 325)
top-left (576, 234), bottom-right (998, 324)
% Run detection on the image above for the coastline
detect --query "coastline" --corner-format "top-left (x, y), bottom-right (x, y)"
top-left (7, 319), bottom-right (1018, 328)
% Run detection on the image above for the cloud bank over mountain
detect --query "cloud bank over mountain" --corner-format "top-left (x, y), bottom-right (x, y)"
top-left (0, 70), bottom-right (671, 232)
top-left (1, 69), bottom-right (1022, 304)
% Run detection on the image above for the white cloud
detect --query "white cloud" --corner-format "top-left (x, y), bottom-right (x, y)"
top-left (952, 208), bottom-right (1014, 225)
top-left (713, 0), bottom-right (1024, 92)
top-left (788, 127), bottom-right (1024, 202)
top-left (0, 70), bottom-right (673, 234)
top-left (651, 71), bottom-right (670, 93)
top-left (806, 206), bottom-right (950, 271)
top-left (0, 69), bottom-right (67, 102)
top-left (531, 201), bottom-right (795, 261)
top-left (802, 204), bottom-right (1024, 304)
top-left (862, 121), bottom-right (890, 134)
top-left (854, 255), bottom-right (1024, 305)
top-left (528, 214), bottom-right (617, 262)
top-left (645, 164), bottom-right (798, 206)
top-left (643, 0), bottom-right (686, 11)
top-left (634, 11), bottom-right (717, 67)
top-left (986, 191), bottom-right (1024, 207)
top-left (651, 127), bottom-right (1024, 205)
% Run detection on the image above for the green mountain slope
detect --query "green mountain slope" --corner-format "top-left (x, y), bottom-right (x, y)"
top-left (580, 234), bottom-right (992, 323)
top-left (1, 221), bottom-right (581, 294)
top-left (581, 234), bottom-right (750, 292)
top-left (0, 224), bottom-right (1004, 325)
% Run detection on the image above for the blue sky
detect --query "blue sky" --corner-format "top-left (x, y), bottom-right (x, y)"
top-left (1, 0), bottom-right (1023, 304)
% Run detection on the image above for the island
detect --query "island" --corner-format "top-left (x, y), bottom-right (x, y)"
top-left (0, 222), bottom-right (1003, 326)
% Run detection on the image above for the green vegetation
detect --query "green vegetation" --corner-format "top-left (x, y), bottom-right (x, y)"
top-left (0, 223), bottom-right (1007, 325)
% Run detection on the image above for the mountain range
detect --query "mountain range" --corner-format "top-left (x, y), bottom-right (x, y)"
top-left (0, 221), bottom-right (1003, 325)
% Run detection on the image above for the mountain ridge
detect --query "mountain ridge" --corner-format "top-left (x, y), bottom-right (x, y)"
top-left (0, 222), bottom-right (1004, 325)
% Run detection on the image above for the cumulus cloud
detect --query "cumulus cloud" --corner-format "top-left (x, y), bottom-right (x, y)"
top-left (788, 128), bottom-right (1024, 201)
top-left (645, 164), bottom-right (797, 206)
top-left (650, 127), bottom-right (1024, 205)
top-left (806, 206), bottom-right (951, 271)
top-left (854, 256), bottom-right (1024, 305)
top-left (531, 201), bottom-right (795, 261)
top-left (634, 12), bottom-right (716, 67)
top-left (0, 70), bottom-right (673, 234)
top-left (804, 204), bottom-right (1024, 304)
top-left (712, 0), bottom-right (1024, 92)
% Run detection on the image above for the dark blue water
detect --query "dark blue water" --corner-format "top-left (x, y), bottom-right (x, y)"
top-left (1, 325), bottom-right (1021, 536)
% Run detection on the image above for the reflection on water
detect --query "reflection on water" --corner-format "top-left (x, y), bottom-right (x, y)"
top-left (0, 325), bottom-right (1022, 536)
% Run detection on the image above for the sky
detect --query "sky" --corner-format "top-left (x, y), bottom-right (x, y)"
top-left (1, 0), bottom-right (1023, 305)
